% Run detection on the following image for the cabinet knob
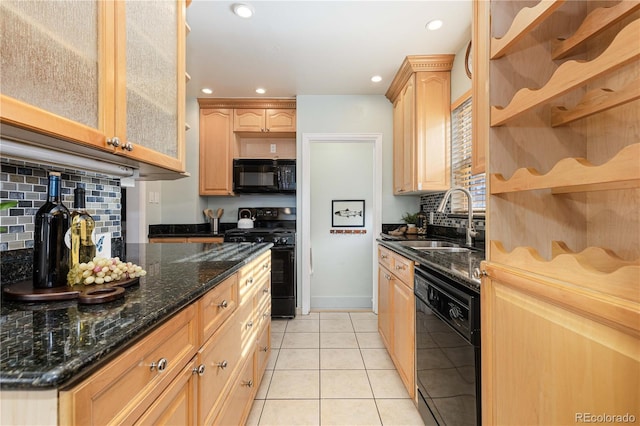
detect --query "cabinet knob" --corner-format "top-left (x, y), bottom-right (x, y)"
top-left (216, 360), bottom-right (228, 369)
top-left (473, 268), bottom-right (487, 279)
top-left (217, 299), bottom-right (228, 308)
top-left (246, 320), bottom-right (253, 328)
top-left (263, 262), bottom-right (269, 270)
top-left (192, 364), bottom-right (206, 376)
top-left (381, 254), bottom-right (388, 259)
top-left (247, 277), bottom-right (254, 285)
top-left (150, 358), bottom-right (168, 373)
top-left (395, 265), bottom-right (405, 270)
top-left (121, 141), bottom-right (134, 152)
top-left (261, 346), bottom-right (269, 352)
top-left (384, 274), bottom-right (391, 280)
top-left (107, 137), bottom-right (120, 148)
top-left (243, 379), bottom-right (254, 387)
top-left (263, 288), bottom-right (269, 294)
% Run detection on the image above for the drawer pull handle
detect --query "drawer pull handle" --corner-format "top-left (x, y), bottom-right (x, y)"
top-left (217, 300), bottom-right (228, 308)
top-left (150, 358), bottom-right (168, 373)
top-left (217, 360), bottom-right (228, 369)
top-left (381, 254), bottom-right (388, 259)
top-left (243, 379), bottom-right (254, 388)
top-left (246, 321), bottom-right (253, 328)
top-left (261, 346), bottom-right (269, 352)
top-left (192, 364), bottom-right (206, 376)
top-left (395, 265), bottom-right (405, 270)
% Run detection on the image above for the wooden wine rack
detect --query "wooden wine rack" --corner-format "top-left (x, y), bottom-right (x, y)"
top-left (490, 18), bottom-right (640, 127)
top-left (490, 241), bottom-right (639, 303)
top-left (481, 2), bottom-right (640, 423)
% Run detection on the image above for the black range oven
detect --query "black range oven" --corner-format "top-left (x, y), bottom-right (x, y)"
top-left (224, 207), bottom-right (296, 318)
top-left (414, 266), bottom-right (481, 426)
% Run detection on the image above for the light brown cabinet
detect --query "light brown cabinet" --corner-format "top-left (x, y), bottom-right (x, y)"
top-left (198, 99), bottom-right (296, 196)
top-left (377, 245), bottom-right (415, 399)
top-left (480, 1), bottom-right (639, 424)
top-left (59, 251), bottom-right (271, 425)
top-left (0, 0), bottom-right (187, 177)
top-left (199, 108), bottom-right (234, 196)
top-left (386, 55), bottom-right (454, 194)
top-left (234, 108), bottom-right (296, 133)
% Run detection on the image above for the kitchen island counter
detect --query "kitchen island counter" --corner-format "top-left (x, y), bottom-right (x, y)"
top-left (0, 242), bottom-right (272, 390)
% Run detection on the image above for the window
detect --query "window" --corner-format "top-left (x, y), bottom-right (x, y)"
top-left (450, 96), bottom-right (485, 213)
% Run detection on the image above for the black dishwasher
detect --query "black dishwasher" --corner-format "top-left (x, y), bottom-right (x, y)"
top-left (414, 266), bottom-right (481, 426)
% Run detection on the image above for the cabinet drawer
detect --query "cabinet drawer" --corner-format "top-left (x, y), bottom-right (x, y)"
top-left (378, 246), bottom-right (394, 271)
top-left (198, 316), bottom-right (243, 425)
top-left (59, 305), bottom-right (198, 426)
top-left (238, 251), bottom-right (271, 305)
top-left (214, 355), bottom-right (256, 426)
top-left (255, 323), bottom-right (271, 380)
top-left (135, 358), bottom-right (197, 426)
top-left (392, 254), bottom-right (414, 289)
top-left (200, 274), bottom-right (238, 343)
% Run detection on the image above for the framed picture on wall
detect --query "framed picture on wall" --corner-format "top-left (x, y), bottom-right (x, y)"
top-left (332, 200), bottom-right (365, 227)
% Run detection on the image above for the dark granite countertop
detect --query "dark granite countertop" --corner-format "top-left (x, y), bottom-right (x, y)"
top-left (0, 242), bottom-right (272, 390)
top-left (377, 234), bottom-right (485, 293)
top-left (148, 222), bottom-right (235, 238)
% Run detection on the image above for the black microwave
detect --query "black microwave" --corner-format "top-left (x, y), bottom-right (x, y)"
top-left (233, 159), bottom-right (296, 194)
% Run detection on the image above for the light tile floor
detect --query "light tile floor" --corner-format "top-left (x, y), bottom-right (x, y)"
top-left (247, 311), bottom-right (425, 426)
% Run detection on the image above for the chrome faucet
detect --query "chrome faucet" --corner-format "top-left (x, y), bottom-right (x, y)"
top-left (437, 186), bottom-right (478, 246)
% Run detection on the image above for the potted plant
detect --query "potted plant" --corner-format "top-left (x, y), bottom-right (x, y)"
top-left (401, 212), bottom-right (419, 234)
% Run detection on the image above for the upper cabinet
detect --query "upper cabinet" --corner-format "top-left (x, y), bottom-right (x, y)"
top-left (386, 55), bottom-right (454, 194)
top-left (0, 0), bottom-right (186, 177)
top-left (198, 98), bottom-right (296, 196)
top-left (234, 109), bottom-right (296, 133)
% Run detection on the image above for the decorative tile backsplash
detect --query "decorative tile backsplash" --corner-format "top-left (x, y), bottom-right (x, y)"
top-left (0, 158), bottom-right (122, 252)
top-left (420, 192), bottom-right (485, 231)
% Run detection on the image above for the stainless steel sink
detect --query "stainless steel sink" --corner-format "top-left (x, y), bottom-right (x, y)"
top-left (411, 247), bottom-right (471, 253)
top-left (398, 240), bottom-right (459, 248)
top-left (397, 240), bottom-right (473, 253)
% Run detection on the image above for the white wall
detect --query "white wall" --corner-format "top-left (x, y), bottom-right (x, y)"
top-left (297, 95), bottom-right (419, 223)
top-left (450, 26), bottom-right (472, 103)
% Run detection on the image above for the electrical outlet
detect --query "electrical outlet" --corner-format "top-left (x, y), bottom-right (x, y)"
top-left (270, 144), bottom-right (276, 153)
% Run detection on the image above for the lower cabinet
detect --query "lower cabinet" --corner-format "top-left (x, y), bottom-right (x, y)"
top-left (59, 252), bottom-right (271, 425)
top-left (377, 245), bottom-right (415, 399)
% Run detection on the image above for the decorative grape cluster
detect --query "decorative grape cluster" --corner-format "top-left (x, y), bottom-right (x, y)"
top-left (68, 257), bottom-right (147, 286)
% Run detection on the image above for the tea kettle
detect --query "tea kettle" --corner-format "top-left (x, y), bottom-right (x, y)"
top-left (237, 209), bottom-right (255, 229)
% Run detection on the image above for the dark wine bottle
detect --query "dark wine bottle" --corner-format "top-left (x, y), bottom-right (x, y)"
top-left (33, 172), bottom-right (70, 288)
top-left (70, 184), bottom-right (96, 268)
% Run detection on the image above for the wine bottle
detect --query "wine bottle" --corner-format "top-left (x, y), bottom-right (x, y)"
top-left (33, 172), bottom-right (70, 288)
top-left (70, 184), bottom-right (96, 269)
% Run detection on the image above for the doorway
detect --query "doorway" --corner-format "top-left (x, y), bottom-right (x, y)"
top-left (300, 133), bottom-right (382, 315)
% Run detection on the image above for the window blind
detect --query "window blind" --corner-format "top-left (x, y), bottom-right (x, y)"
top-left (450, 97), bottom-right (486, 213)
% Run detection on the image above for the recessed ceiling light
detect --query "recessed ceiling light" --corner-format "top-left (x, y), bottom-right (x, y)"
top-left (233, 3), bottom-right (254, 18)
top-left (371, 75), bottom-right (382, 83)
top-left (255, 88), bottom-right (266, 94)
top-left (201, 88), bottom-right (213, 94)
top-left (426, 19), bottom-right (443, 31)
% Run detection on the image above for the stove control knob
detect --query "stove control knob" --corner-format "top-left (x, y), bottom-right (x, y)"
top-left (255, 236), bottom-right (265, 243)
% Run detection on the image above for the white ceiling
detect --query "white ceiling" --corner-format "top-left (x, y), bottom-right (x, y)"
top-left (185, 0), bottom-right (472, 98)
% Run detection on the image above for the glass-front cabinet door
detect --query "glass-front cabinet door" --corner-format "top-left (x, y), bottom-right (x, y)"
top-left (0, 0), bottom-right (107, 147)
top-left (0, 0), bottom-right (185, 174)
top-left (114, 0), bottom-right (185, 172)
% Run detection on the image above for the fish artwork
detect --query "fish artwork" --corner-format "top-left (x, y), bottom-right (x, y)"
top-left (334, 208), bottom-right (362, 218)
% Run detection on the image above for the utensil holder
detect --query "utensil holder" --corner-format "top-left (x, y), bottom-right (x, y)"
top-left (210, 218), bottom-right (220, 234)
